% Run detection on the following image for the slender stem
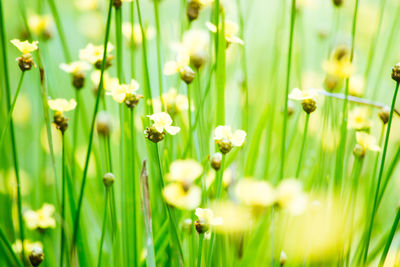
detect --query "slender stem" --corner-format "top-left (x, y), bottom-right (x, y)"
top-left (71, 0), bottom-right (113, 253)
top-left (130, 1), bottom-right (135, 79)
top-left (136, 0), bottom-right (154, 114)
top-left (296, 113), bottom-right (310, 178)
top-left (97, 189), bottom-right (109, 267)
top-left (60, 133), bottom-right (66, 267)
top-left (187, 83), bottom-right (193, 156)
top-left (363, 82), bottom-right (400, 263)
top-left (115, 7), bottom-right (124, 83)
top-left (334, 0), bottom-right (359, 187)
top-left (130, 108), bottom-right (138, 267)
top-left (379, 207), bottom-right (400, 266)
top-left (0, 72), bottom-right (25, 146)
top-left (47, 0), bottom-right (71, 62)
top-left (197, 235), bottom-right (204, 267)
top-left (153, 0), bottom-right (164, 105)
top-left (0, 0), bottom-right (25, 262)
top-left (71, 90), bottom-right (80, 182)
top-left (279, 0), bottom-right (296, 181)
top-left (0, 228), bottom-right (23, 267)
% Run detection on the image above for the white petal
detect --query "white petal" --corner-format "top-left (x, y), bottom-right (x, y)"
top-left (165, 126), bottom-right (181, 135)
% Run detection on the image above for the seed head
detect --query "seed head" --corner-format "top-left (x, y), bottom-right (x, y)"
top-left (124, 93), bottom-right (144, 109)
top-left (72, 72), bottom-right (85, 90)
top-left (29, 247), bottom-right (44, 267)
top-left (301, 98), bottom-right (317, 114)
top-left (353, 143), bottom-right (366, 158)
top-left (103, 172), bottom-right (115, 187)
top-left (190, 50), bottom-right (207, 69)
top-left (216, 139), bottom-right (233, 154)
top-left (53, 112), bottom-right (69, 133)
top-left (332, 0), bottom-right (343, 7)
top-left (17, 53), bottom-right (36, 71)
top-left (195, 220), bottom-right (210, 234)
top-left (144, 126), bottom-right (166, 143)
top-left (96, 111), bottom-right (113, 137)
top-left (392, 63), bottom-right (400, 83)
top-left (378, 107), bottom-right (390, 125)
top-left (211, 152), bottom-right (223, 171)
top-left (280, 251), bottom-right (287, 266)
top-left (187, 1), bottom-right (201, 22)
top-left (94, 55), bottom-right (114, 70)
top-left (113, 0), bottom-right (122, 9)
top-left (180, 66), bottom-right (196, 84)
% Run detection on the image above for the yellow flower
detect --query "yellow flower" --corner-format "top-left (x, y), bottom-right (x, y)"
top-left (147, 112), bottom-right (180, 135)
top-left (206, 20), bottom-right (244, 45)
top-left (11, 39), bottom-right (39, 54)
top-left (206, 168), bottom-right (233, 188)
top-left (276, 179), bottom-right (308, 215)
top-left (166, 159), bottom-right (203, 185)
top-left (195, 208), bottom-right (223, 226)
top-left (23, 203), bottom-right (56, 230)
top-left (288, 88), bottom-right (318, 101)
top-left (60, 61), bottom-right (91, 74)
top-left (209, 201), bottom-right (253, 233)
top-left (348, 107), bottom-right (372, 130)
top-left (164, 52), bottom-right (190, 75)
top-left (28, 14), bottom-right (52, 37)
top-left (122, 22), bottom-right (155, 45)
top-left (214, 125), bottom-right (246, 147)
top-left (234, 178), bottom-right (276, 208)
top-left (79, 43), bottom-right (114, 64)
top-left (356, 132), bottom-right (380, 152)
top-left (48, 98), bottom-right (77, 113)
top-left (106, 79), bottom-right (140, 103)
top-left (12, 240), bottom-right (43, 255)
top-left (162, 182), bottom-right (201, 210)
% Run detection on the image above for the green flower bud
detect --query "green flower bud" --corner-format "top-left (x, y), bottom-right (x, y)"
top-left (103, 172), bottom-right (115, 187)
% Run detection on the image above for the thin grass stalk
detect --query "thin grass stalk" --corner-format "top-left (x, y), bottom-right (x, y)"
top-left (60, 133), bottom-right (66, 267)
top-left (295, 113), bottom-right (310, 178)
top-left (378, 207), bottom-right (400, 266)
top-left (97, 188), bottom-right (109, 267)
top-left (0, 0), bottom-right (25, 262)
top-left (130, 1), bottom-right (135, 78)
top-left (130, 108), bottom-right (138, 267)
top-left (362, 82), bottom-right (400, 263)
top-left (279, 0), bottom-right (296, 181)
top-left (136, 0), bottom-right (154, 114)
top-left (0, 71), bottom-right (25, 146)
top-left (153, 0), bottom-right (164, 105)
top-left (334, 0), bottom-right (359, 188)
top-left (377, 146), bottom-right (400, 206)
top-left (0, 228), bottom-right (23, 267)
top-left (71, 0), bottom-right (114, 254)
top-left (197, 234), bottom-right (204, 267)
top-left (187, 83), bottom-right (193, 156)
top-left (215, 9), bottom-right (226, 126)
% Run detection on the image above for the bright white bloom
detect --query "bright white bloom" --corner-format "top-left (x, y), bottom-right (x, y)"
top-left (356, 132), bottom-right (380, 152)
top-left (23, 203), bottom-right (56, 230)
top-left (235, 178), bottom-right (276, 207)
top-left (60, 61), bottom-right (91, 74)
top-left (206, 20), bottom-right (244, 45)
top-left (288, 88), bottom-right (318, 101)
top-left (48, 98), bottom-right (77, 113)
top-left (167, 159), bottom-right (203, 184)
top-left (195, 208), bottom-right (223, 226)
top-left (106, 79), bottom-right (140, 103)
top-left (79, 43), bottom-right (114, 64)
top-left (214, 125), bottom-right (246, 147)
top-left (164, 52), bottom-right (190, 75)
top-left (11, 39), bottom-right (39, 54)
top-left (147, 112), bottom-right (180, 135)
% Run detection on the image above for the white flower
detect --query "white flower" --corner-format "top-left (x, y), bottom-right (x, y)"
top-left (288, 88), bottom-right (318, 101)
top-left (147, 112), bottom-right (180, 135)
top-left (166, 159), bottom-right (203, 184)
top-left (195, 208), bottom-right (223, 226)
top-left (60, 61), bottom-right (91, 74)
top-left (214, 125), bottom-right (246, 147)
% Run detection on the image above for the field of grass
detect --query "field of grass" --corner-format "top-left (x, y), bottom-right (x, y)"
top-left (2, 0), bottom-right (400, 266)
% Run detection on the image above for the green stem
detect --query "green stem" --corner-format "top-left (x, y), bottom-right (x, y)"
top-left (197, 235), bottom-right (204, 267)
top-left (71, 90), bottom-right (80, 183)
top-left (130, 1), bottom-right (135, 78)
top-left (60, 133), bottom-right (66, 267)
top-left (115, 7), bottom-right (124, 83)
top-left (130, 108), bottom-right (138, 267)
top-left (0, 0), bottom-right (25, 263)
top-left (334, 0), bottom-right (359, 188)
top-left (379, 207), bottom-right (400, 267)
top-left (97, 188), bottom-right (109, 267)
top-left (187, 83), bottom-right (193, 156)
top-left (0, 228), bottom-right (23, 267)
top-left (136, 0), bottom-right (154, 114)
top-left (0, 71), bottom-right (25, 146)
top-left (153, 0), bottom-right (164, 104)
top-left (47, 0), bottom-right (71, 62)
top-left (363, 82), bottom-right (400, 263)
top-left (279, 0), bottom-right (296, 181)
top-left (295, 113), bottom-right (310, 178)
top-left (71, 0), bottom-right (113, 253)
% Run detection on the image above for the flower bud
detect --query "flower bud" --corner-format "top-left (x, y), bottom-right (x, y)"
top-left (187, 1), bottom-right (201, 22)
top-left (353, 143), bottom-right (366, 158)
top-left (392, 63), bottom-right (400, 83)
top-left (211, 152), bottom-right (222, 171)
top-left (332, 0), bottom-right (343, 7)
top-left (113, 0), bottom-right (122, 9)
top-left (191, 51), bottom-right (207, 69)
top-left (378, 107), bottom-right (390, 125)
top-left (29, 247), bottom-right (44, 267)
top-left (17, 53), bottom-right (35, 71)
top-left (72, 73), bottom-right (85, 90)
top-left (144, 126), bottom-right (165, 143)
top-left (180, 66), bottom-right (196, 84)
top-left (125, 93), bottom-right (144, 109)
top-left (280, 251), bottom-right (287, 267)
top-left (94, 55), bottom-right (113, 70)
top-left (301, 98), bottom-right (317, 114)
top-left (195, 220), bottom-right (209, 234)
top-left (96, 111), bottom-right (113, 137)
top-left (103, 172), bottom-right (115, 187)
top-left (216, 140), bottom-right (232, 154)
top-left (182, 218), bottom-right (193, 234)
top-left (53, 111), bottom-right (69, 133)
top-left (324, 74), bottom-right (342, 92)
